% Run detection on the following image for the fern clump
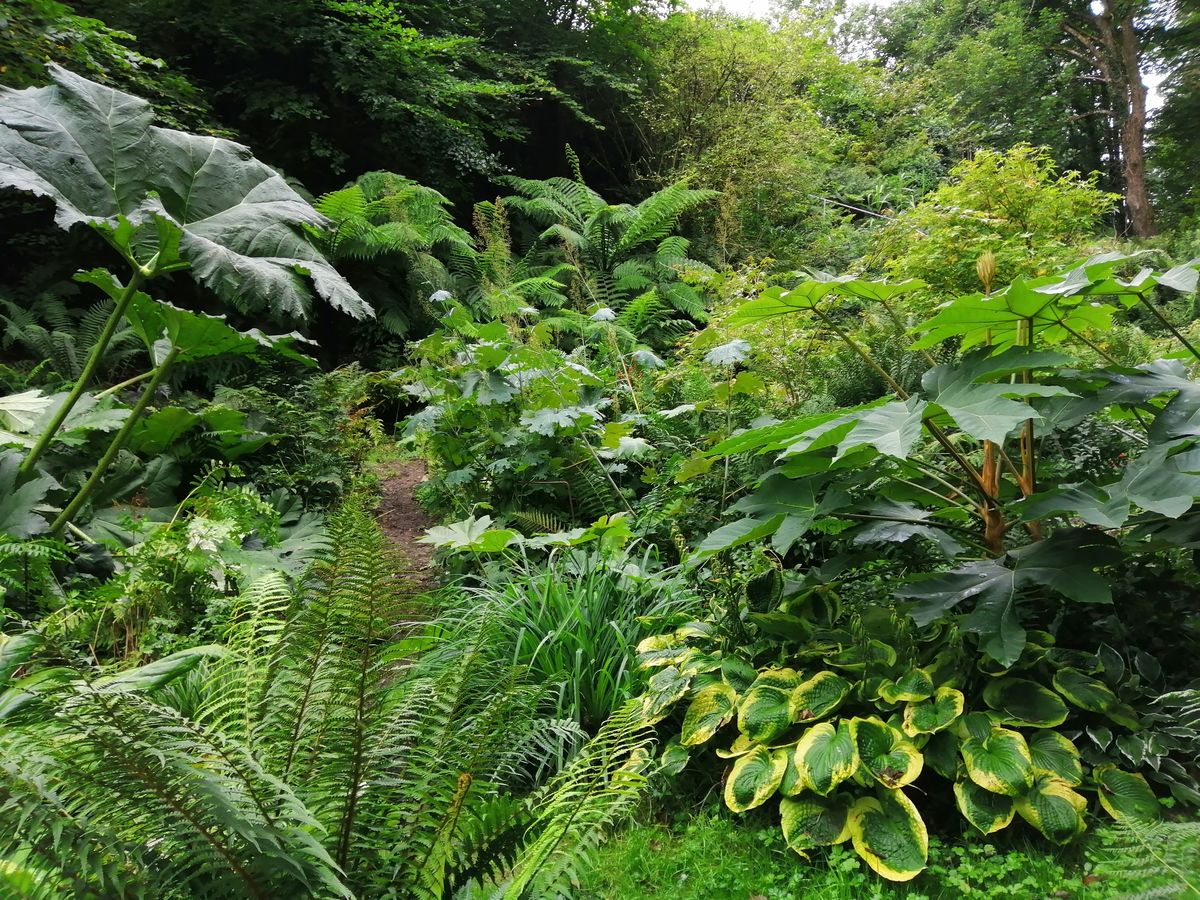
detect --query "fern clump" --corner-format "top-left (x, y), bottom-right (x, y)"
top-left (1090, 818), bottom-right (1200, 898)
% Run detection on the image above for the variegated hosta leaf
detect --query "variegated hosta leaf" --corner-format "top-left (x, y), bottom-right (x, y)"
top-left (961, 726), bottom-right (1032, 797)
top-left (639, 666), bottom-right (691, 724)
top-left (725, 744), bottom-right (788, 813)
top-left (794, 721), bottom-right (859, 795)
top-left (680, 682), bottom-right (738, 746)
top-left (1054, 668), bottom-right (1140, 727)
top-left (722, 657), bottom-right (758, 692)
top-left (738, 668), bottom-right (802, 744)
top-left (1016, 774), bottom-right (1087, 844)
top-left (1094, 765), bottom-right (1161, 821)
top-left (878, 668), bottom-right (935, 704)
top-left (902, 686), bottom-right (965, 736)
top-left (636, 632), bottom-right (690, 667)
top-left (716, 733), bottom-right (755, 759)
top-left (780, 793), bottom-right (853, 856)
top-left (1028, 731), bottom-right (1083, 785)
top-left (954, 779), bottom-right (1016, 835)
top-left (982, 677), bottom-right (1069, 728)
top-left (790, 671), bottom-right (852, 724)
top-left (850, 717), bottom-right (923, 789)
top-left (848, 789), bottom-right (929, 882)
top-left (824, 638), bottom-right (897, 672)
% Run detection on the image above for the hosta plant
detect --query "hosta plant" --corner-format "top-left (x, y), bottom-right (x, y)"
top-left (636, 587), bottom-right (1164, 882)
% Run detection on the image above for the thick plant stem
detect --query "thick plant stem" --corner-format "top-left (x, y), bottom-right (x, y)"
top-left (20, 271), bottom-right (144, 476)
top-left (51, 346), bottom-right (179, 535)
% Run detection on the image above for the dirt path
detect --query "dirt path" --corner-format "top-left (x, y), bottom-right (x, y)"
top-left (374, 457), bottom-right (436, 588)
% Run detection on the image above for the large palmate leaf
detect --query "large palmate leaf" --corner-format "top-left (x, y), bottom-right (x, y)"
top-left (901, 529), bottom-right (1116, 666)
top-left (780, 794), bottom-right (853, 855)
top-left (725, 744), bottom-right (788, 813)
top-left (725, 282), bottom-right (836, 326)
top-left (0, 66), bottom-right (369, 321)
top-left (793, 721), bottom-right (859, 795)
top-left (848, 789), bottom-right (928, 882)
top-left (922, 363), bottom-right (1069, 445)
top-left (850, 717), bottom-right (923, 789)
top-left (0, 450), bottom-right (59, 539)
top-left (699, 473), bottom-right (846, 558)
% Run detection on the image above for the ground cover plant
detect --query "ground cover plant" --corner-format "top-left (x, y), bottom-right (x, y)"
top-left (4, 3), bottom-right (1200, 896)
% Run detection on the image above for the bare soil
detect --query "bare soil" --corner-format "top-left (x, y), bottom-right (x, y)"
top-left (374, 457), bottom-right (436, 588)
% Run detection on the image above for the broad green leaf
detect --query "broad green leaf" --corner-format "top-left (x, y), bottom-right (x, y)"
top-left (1093, 765), bottom-right (1161, 821)
top-left (954, 779), bottom-right (1016, 835)
top-left (878, 668), bottom-right (935, 704)
top-left (923, 363), bottom-right (1068, 444)
top-left (129, 407), bottom-right (201, 455)
top-left (640, 666), bottom-right (692, 724)
top-left (1116, 442), bottom-right (1200, 519)
top-left (721, 657), bottom-right (758, 692)
top-left (725, 744), bottom-right (787, 812)
top-left (790, 671), bottom-right (852, 724)
top-left (716, 733), bottom-right (756, 759)
top-left (0, 450), bottom-right (59, 539)
top-left (418, 515), bottom-right (518, 552)
top-left (95, 645), bottom-right (225, 692)
top-left (725, 282), bottom-right (836, 326)
top-left (726, 474), bottom-right (846, 555)
top-left (838, 398), bottom-right (927, 459)
top-left (780, 794), bottom-right (852, 855)
top-left (738, 669), bottom-right (802, 743)
top-left (848, 789), bottom-right (929, 882)
top-left (1016, 775), bottom-right (1087, 844)
top-left (902, 686), bottom-right (965, 736)
top-left (902, 530), bottom-right (1116, 666)
top-left (961, 727), bottom-right (1032, 797)
top-left (851, 500), bottom-right (964, 558)
top-left (1020, 483), bottom-right (1130, 529)
top-left (0, 390), bottom-right (53, 434)
top-left (1052, 667), bottom-right (1118, 714)
top-left (923, 730), bottom-right (961, 780)
top-left (850, 717), bottom-right (923, 789)
top-left (0, 633), bottom-right (39, 683)
top-left (1027, 731), bottom-right (1083, 785)
top-left (691, 513), bottom-right (785, 561)
top-left (793, 721), bottom-right (859, 795)
top-left (0, 67), bottom-right (369, 320)
top-left (680, 682), bottom-right (738, 747)
top-left (982, 678), bottom-right (1069, 728)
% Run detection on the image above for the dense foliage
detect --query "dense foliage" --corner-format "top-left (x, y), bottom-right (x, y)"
top-left (3, 0), bottom-right (1200, 895)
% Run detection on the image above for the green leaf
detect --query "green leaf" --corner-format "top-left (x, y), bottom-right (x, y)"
top-left (848, 789), bottom-right (929, 882)
top-left (850, 717), bottom-right (923, 789)
top-left (738, 669), bottom-right (802, 743)
top-left (691, 513), bottom-right (785, 561)
top-left (0, 450), bottom-right (58, 538)
top-left (923, 364), bottom-right (1068, 444)
top-left (780, 793), bottom-right (852, 855)
top-left (793, 721), bottom-right (859, 795)
top-left (1094, 765), bottom-right (1161, 821)
top-left (954, 779), bottom-right (1016, 835)
top-left (878, 669), bottom-right (935, 704)
top-left (1052, 667), bottom-right (1118, 714)
top-left (0, 632), bottom-right (39, 683)
top-left (129, 407), bottom-right (201, 455)
top-left (902, 686), bottom-right (965, 736)
top-left (724, 744), bottom-right (787, 813)
top-left (982, 678), bottom-right (1069, 728)
top-left (725, 282), bottom-right (836, 326)
top-left (961, 727), bottom-right (1032, 797)
top-left (838, 398), bottom-right (927, 459)
top-left (0, 67), bottom-right (369, 320)
top-left (1016, 775), bottom-right (1087, 844)
top-left (95, 645), bottom-right (225, 692)
top-left (790, 671), bottom-right (852, 724)
top-left (680, 682), bottom-right (738, 747)
top-left (1027, 731), bottom-right (1083, 786)
top-left (418, 515), bottom-right (518, 552)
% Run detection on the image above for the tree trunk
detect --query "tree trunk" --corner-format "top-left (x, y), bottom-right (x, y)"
top-left (1115, 12), bottom-right (1156, 236)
